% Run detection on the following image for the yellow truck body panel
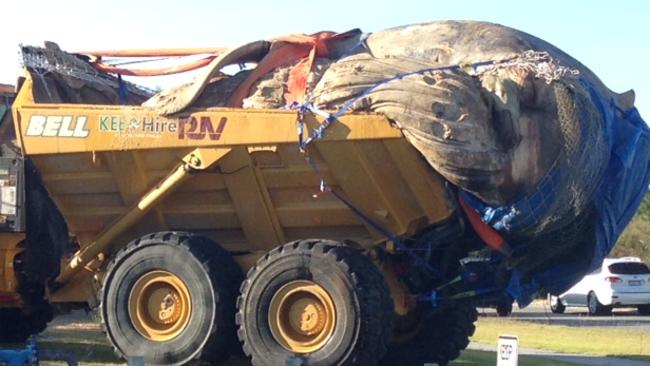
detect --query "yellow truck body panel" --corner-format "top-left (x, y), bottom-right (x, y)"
top-left (9, 76), bottom-right (454, 303)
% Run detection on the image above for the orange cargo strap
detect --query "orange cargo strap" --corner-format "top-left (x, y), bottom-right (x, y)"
top-left (227, 30), bottom-right (358, 107)
top-left (458, 196), bottom-right (511, 255)
top-left (82, 48), bottom-right (228, 76)
top-left (80, 48), bottom-right (228, 57)
top-left (93, 56), bottom-right (217, 76)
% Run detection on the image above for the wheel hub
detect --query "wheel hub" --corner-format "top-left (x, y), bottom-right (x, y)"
top-left (268, 280), bottom-right (336, 354)
top-left (288, 297), bottom-right (327, 335)
top-left (128, 270), bottom-right (192, 342)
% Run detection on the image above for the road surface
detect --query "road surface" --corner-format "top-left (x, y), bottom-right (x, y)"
top-left (479, 300), bottom-right (650, 333)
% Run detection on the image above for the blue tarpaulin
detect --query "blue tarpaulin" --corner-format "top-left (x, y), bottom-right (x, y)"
top-left (462, 80), bottom-right (650, 306)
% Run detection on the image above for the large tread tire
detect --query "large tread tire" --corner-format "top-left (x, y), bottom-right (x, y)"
top-left (100, 231), bottom-right (242, 365)
top-left (496, 301), bottom-right (513, 317)
top-left (380, 304), bottom-right (478, 366)
top-left (236, 240), bottom-right (393, 366)
top-left (0, 303), bottom-right (53, 343)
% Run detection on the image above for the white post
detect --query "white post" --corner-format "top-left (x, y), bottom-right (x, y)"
top-left (497, 334), bottom-right (519, 366)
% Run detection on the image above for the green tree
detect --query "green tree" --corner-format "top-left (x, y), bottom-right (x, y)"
top-left (611, 189), bottom-right (650, 262)
top-left (637, 189), bottom-right (650, 221)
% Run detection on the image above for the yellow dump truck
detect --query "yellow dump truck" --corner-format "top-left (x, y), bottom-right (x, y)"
top-left (0, 45), bottom-right (487, 366)
top-left (3, 20), bottom-right (649, 365)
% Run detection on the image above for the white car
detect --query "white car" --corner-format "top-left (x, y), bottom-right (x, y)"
top-left (547, 257), bottom-right (650, 316)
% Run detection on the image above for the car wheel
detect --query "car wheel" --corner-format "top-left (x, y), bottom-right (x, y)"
top-left (548, 294), bottom-right (565, 314)
top-left (638, 304), bottom-right (650, 315)
top-left (587, 291), bottom-right (611, 316)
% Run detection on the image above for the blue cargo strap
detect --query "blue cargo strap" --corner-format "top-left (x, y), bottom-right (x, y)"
top-left (289, 50), bottom-right (581, 286)
top-left (301, 153), bottom-right (443, 279)
top-left (117, 74), bottom-right (128, 104)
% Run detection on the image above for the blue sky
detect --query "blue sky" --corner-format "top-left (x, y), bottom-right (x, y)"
top-left (1, 0), bottom-right (648, 119)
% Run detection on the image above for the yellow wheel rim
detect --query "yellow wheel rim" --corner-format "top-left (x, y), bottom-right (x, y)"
top-left (128, 270), bottom-right (192, 342)
top-left (268, 280), bottom-right (336, 354)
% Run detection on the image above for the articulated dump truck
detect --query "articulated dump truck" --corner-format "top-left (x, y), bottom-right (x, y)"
top-left (1, 21), bottom-right (649, 366)
top-left (0, 47), bottom-right (475, 366)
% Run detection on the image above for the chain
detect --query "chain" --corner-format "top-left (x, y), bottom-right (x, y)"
top-left (20, 46), bottom-right (154, 97)
top-left (477, 50), bottom-right (580, 84)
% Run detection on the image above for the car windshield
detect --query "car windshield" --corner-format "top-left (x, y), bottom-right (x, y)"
top-left (608, 262), bottom-right (650, 275)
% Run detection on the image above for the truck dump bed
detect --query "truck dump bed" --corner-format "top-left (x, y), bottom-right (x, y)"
top-left (12, 78), bottom-right (454, 298)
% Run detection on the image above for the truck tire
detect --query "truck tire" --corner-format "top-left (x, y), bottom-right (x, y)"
top-left (237, 240), bottom-right (393, 366)
top-left (380, 304), bottom-right (478, 366)
top-left (496, 301), bottom-right (513, 317)
top-left (0, 304), bottom-right (53, 343)
top-left (100, 232), bottom-right (242, 365)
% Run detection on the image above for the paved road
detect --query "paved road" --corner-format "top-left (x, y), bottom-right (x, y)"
top-left (479, 301), bottom-right (650, 333)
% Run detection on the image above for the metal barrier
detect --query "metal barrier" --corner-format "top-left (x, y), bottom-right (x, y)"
top-left (0, 337), bottom-right (77, 366)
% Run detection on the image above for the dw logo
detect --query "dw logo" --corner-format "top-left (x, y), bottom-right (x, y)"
top-left (178, 116), bottom-right (227, 140)
top-left (499, 344), bottom-right (514, 360)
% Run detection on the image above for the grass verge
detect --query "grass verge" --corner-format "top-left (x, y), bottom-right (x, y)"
top-left (452, 349), bottom-right (580, 366)
top-left (473, 317), bottom-right (650, 360)
top-left (32, 319), bottom-right (574, 366)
